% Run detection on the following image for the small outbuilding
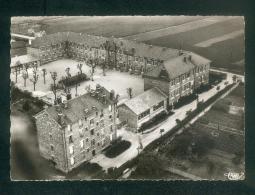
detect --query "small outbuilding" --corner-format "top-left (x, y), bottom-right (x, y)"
top-left (118, 87), bottom-right (168, 132)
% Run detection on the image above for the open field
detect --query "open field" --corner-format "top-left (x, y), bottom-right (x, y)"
top-left (42, 16), bottom-right (206, 38)
top-left (144, 17), bottom-right (244, 74)
top-left (194, 30), bottom-right (244, 47)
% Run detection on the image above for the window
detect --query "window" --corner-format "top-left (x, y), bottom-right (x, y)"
top-left (110, 125), bottom-right (113, 132)
top-left (90, 129), bottom-right (94, 136)
top-left (102, 139), bottom-right (105, 146)
top-left (86, 138), bottom-right (89, 142)
top-left (79, 128), bottom-right (84, 137)
top-left (96, 122), bottom-right (99, 126)
top-left (69, 145), bottom-right (74, 154)
top-left (97, 142), bottom-right (100, 146)
top-left (153, 101), bottom-right (164, 111)
top-left (90, 118), bottom-right (94, 125)
top-left (96, 112), bottom-right (98, 116)
top-left (91, 139), bottom-right (95, 146)
top-left (100, 110), bottom-right (104, 118)
top-left (109, 115), bottom-right (112, 119)
top-left (86, 148), bottom-right (90, 153)
top-left (97, 132), bottom-right (100, 137)
top-left (70, 157), bottom-right (74, 165)
top-left (80, 140), bottom-right (84, 148)
top-left (138, 109), bottom-right (150, 120)
top-left (78, 119), bottom-right (83, 127)
top-left (69, 135), bottom-right (73, 144)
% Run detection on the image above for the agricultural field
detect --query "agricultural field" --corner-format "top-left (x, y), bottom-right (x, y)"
top-left (144, 17), bottom-right (244, 75)
top-left (41, 16), bottom-right (205, 38)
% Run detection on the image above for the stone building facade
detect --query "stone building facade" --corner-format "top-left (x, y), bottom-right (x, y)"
top-left (144, 53), bottom-right (210, 107)
top-left (34, 85), bottom-right (116, 173)
top-left (118, 87), bottom-right (168, 132)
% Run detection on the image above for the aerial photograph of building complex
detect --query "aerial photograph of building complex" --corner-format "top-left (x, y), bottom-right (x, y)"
top-left (10, 16), bottom-right (245, 180)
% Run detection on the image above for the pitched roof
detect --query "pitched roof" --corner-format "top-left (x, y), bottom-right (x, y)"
top-left (30, 32), bottom-right (180, 60)
top-left (122, 87), bottom-right (167, 115)
top-left (45, 85), bottom-right (113, 125)
top-left (11, 55), bottom-right (38, 67)
top-left (144, 52), bottom-right (210, 80)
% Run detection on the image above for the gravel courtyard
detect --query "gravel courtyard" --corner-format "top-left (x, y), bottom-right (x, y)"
top-left (11, 58), bottom-right (144, 104)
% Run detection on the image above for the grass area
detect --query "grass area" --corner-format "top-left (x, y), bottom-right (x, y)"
top-left (104, 140), bottom-right (131, 158)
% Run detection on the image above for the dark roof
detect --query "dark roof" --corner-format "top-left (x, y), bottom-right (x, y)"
top-left (122, 87), bottom-right (167, 115)
top-left (144, 53), bottom-right (210, 80)
top-left (31, 32), bottom-right (180, 60)
top-left (45, 85), bottom-right (113, 125)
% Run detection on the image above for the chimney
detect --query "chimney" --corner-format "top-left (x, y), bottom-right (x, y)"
top-left (57, 112), bottom-right (65, 125)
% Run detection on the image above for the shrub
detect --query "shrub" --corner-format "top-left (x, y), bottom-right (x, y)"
top-left (138, 111), bottom-right (168, 132)
top-left (59, 73), bottom-right (88, 87)
top-left (22, 100), bottom-right (30, 111)
top-left (105, 140), bottom-right (131, 158)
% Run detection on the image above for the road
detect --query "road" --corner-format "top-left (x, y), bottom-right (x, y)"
top-left (91, 70), bottom-right (238, 170)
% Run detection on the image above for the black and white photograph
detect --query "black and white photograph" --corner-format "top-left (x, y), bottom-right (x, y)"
top-left (10, 16), bottom-right (245, 180)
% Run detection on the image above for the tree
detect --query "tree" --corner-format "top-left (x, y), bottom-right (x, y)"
top-left (75, 73), bottom-right (80, 97)
top-left (126, 87), bottom-right (133, 99)
top-left (30, 69), bottom-right (39, 91)
top-left (89, 59), bottom-right (96, 81)
top-left (65, 67), bottom-right (71, 78)
top-left (22, 70), bottom-right (29, 87)
top-left (13, 66), bottom-right (19, 83)
top-left (160, 128), bottom-right (165, 137)
top-left (24, 63), bottom-right (30, 74)
top-left (42, 68), bottom-right (47, 84)
top-left (77, 63), bottom-right (83, 74)
top-left (50, 71), bottom-right (58, 104)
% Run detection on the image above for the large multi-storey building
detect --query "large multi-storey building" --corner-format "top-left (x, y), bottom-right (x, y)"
top-left (143, 52), bottom-right (210, 108)
top-left (34, 85), bottom-right (117, 173)
top-left (27, 32), bottom-right (180, 72)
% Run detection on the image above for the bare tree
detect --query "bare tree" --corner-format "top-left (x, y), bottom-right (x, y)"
top-left (77, 63), bottom-right (83, 74)
top-left (30, 69), bottom-right (39, 91)
top-left (13, 66), bottom-right (19, 83)
top-left (50, 71), bottom-right (58, 104)
top-left (24, 63), bottom-right (30, 74)
top-left (126, 87), bottom-right (133, 99)
top-left (65, 67), bottom-right (71, 78)
top-left (42, 68), bottom-right (47, 84)
top-left (22, 70), bottom-right (28, 87)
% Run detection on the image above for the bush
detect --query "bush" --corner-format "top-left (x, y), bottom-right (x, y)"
top-left (59, 73), bottom-right (88, 87)
top-left (22, 100), bottom-right (30, 111)
top-left (138, 111), bottom-right (168, 132)
top-left (105, 140), bottom-right (131, 158)
top-left (174, 93), bottom-right (197, 109)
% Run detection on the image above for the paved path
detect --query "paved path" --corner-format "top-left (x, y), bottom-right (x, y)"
top-left (165, 167), bottom-right (203, 180)
top-left (91, 70), bottom-right (237, 170)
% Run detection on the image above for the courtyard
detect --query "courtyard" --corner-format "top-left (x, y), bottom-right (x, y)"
top-left (11, 58), bottom-right (144, 104)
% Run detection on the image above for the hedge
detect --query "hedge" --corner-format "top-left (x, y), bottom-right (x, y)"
top-left (59, 73), bottom-right (88, 87)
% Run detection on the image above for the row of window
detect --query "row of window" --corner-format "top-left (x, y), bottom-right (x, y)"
top-left (138, 109), bottom-right (150, 120)
top-left (153, 101), bottom-right (164, 111)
